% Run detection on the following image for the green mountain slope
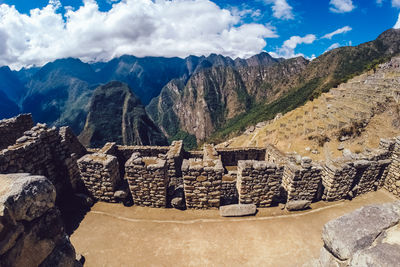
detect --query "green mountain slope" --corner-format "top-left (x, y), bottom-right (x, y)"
top-left (79, 81), bottom-right (168, 148)
top-left (208, 28), bottom-right (400, 144)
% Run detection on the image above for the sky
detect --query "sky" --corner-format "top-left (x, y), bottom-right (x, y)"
top-left (0, 0), bottom-right (399, 69)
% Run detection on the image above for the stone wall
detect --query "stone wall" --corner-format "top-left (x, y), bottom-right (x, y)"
top-left (59, 126), bottom-right (87, 158)
top-left (182, 157), bottom-right (224, 209)
top-left (116, 145), bottom-right (169, 164)
top-left (237, 160), bottom-right (283, 207)
top-left (322, 161), bottom-right (357, 201)
top-left (216, 148), bottom-right (266, 166)
top-left (125, 153), bottom-right (168, 208)
top-left (166, 140), bottom-right (184, 188)
top-left (0, 123), bottom-right (81, 202)
top-left (77, 153), bottom-right (120, 202)
top-left (0, 114), bottom-right (33, 150)
top-left (0, 173), bottom-right (81, 267)
top-left (221, 173), bottom-right (238, 205)
top-left (322, 149), bottom-right (392, 201)
top-left (282, 158), bottom-right (322, 202)
top-left (385, 137), bottom-right (400, 197)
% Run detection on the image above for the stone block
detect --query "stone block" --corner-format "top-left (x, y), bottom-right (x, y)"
top-left (219, 204), bottom-right (257, 217)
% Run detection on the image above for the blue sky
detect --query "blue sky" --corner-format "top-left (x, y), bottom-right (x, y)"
top-left (0, 0), bottom-right (399, 69)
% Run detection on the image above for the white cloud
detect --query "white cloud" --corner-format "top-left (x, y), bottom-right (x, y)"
top-left (394, 13), bottom-right (400, 28)
top-left (329, 0), bottom-right (356, 13)
top-left (0, 0), bottom-right (278, 69)
top-left (322, 26), bottom-right (352, 39)
top-left (325, 43), bottom-right (340, 53)
top-left (393, 0), bottom-right (400, 7)
top-left (264, 0), bottom-right (294, 20)
top-left (271, 34), bottom-right (316, 58)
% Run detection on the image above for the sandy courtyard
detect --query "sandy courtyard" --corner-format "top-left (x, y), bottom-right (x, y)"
top-left (71, 190), bottom-right (397, 267)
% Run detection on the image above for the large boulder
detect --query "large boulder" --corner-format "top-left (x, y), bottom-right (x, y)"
top-left (350, 243), bottom-right (400, 267)
top-left (0, 173), bottom-right (56, 222)
top-left (322, 202), bottom-right (400, 260)
top-left (219, 204), bottom-right (257, 217)
top-left (0, 173), bottom-right (81, 267)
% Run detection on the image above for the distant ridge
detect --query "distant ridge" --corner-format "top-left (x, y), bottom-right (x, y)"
top-left (79, 81), bottom-right (168, 148)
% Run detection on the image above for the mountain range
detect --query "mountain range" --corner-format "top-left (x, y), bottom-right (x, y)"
top-left (1, 28), bottom-right (400, 149)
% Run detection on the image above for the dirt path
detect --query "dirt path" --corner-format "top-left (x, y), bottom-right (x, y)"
top-left (71, 190), bottom-right (397, 267)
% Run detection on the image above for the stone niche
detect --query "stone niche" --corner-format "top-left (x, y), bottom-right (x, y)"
top-left (125, 153), bottom-right (168, 208)
top-left (237, 160), bottom-right (283, 207)
top-left (77, 153), bottom-right (120, 202)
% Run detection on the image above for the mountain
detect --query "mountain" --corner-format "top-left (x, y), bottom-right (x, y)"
top-left (0, 66), bottom-right (26, 105)
top-left (22, 58), bottom-right (98, 133)
top-left (79, 81), bottom-right (168, 148)
top-left (146, 56), bottom-right (308, 144)
top-left (96, 55), bottom-right (191, 105)
top-left (0, 90), bottom-right (20, 119)
top-left (224, 55), bottom-right (400, 160)
top-left (13, 52), bottom-right (280, 135)
top-left (208, 28), bottom-right (400, 144)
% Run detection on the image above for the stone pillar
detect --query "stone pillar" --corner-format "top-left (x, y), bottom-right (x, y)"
top-left (237, 160), bottom-right (283, 207)
top-left (282, 157), bottom-right (322, 203)
top-left (125, 153), bottom-right (168, 208)
top-left (181, 158), bottom-right (223, 209)
top-left (77, 153), bottom-right (120, 202)
top-left (385, 137), bottom-right (400, 197)
top-left (322, 162), bottom-right (356, 201)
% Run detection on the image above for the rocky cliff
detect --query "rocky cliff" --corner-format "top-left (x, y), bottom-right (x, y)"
top-left (79, 81), bottom-right (167, 148)
top-left (210, 28), bottom-right (400, 144)
top-left (147, 57), bottom-right (308, 142)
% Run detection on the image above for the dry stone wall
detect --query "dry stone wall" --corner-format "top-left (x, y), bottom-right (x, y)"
top-left (0, 114), bottom-right (33, 150)
top-left (59, 126), bottom-right (87, 158)
top-left (0, 123), bottom-right (81, 202)
top-left (237, 160), bottom-right (283, 207)
top-left (77, 153), bottom-right (120, 202)
top-left (182, 158), bottom-right (224, 209)
top-left (322, 149), bottom-right (392, 201)
top-left (125, 153), bottom-right (168, 208)
top-left (166, 140), bottom-right (184, 188)
top-left (216, 148), bottom-right (266, 166)
top-left (221, 174), bottom-right (238, 205)
top-left (322, 161), bottom-right (357, 201)
top-left (282, 158), bottom-right (322, 202)
top-left (385, 137), bottom-right (400, 197)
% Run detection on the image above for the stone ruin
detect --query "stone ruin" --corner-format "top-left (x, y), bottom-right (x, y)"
top-left (2, 113), bottom-right (400, 265)
top-left (2, 114), bottom-right (400, 212)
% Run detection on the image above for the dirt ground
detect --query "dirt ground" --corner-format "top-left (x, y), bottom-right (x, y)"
top-left (71, 190), bottom-right (397, 267)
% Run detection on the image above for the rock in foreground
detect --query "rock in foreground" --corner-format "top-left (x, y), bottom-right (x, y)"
top-left (0, 173), bottom-right (82, 267)
top-left (308, 201), bottom-right (400, 266)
